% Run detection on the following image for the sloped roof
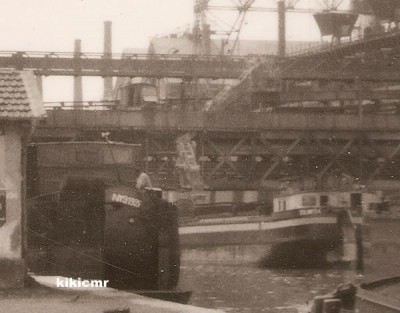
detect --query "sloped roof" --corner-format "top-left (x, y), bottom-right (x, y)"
top-left (113, 48), bottom-right (151, 95)
top-left (0, 70), bottom-right (45, 120)
top-left (148, 36), bottom-right (319, 56)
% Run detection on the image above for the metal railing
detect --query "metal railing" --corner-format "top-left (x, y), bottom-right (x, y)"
top-left (43, 99), bottom-right (215, 112)
top-left (44, 100), bottom-right (117, 110)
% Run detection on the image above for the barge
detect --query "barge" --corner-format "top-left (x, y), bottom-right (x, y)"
top-left (26, 142), bottom-right (189, 303)
top-left (179, 190), bottom-right (380, 267)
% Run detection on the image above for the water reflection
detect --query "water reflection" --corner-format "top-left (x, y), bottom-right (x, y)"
top-left (182, 263), bottom-right (357, 313)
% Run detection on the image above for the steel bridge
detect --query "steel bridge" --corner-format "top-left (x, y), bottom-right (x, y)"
top-left (10, 28), bottom-right (400, 192)
top-left (33, 105), bottom-right (400, 191)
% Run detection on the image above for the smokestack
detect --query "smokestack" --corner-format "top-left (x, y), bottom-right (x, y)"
top-left (74, 39), bottom-right (83, 103)
top-left (103, 21), bottom-right (113, 100)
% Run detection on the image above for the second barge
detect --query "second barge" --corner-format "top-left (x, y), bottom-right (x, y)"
top-left (179, 190), bottom-right (380, 267)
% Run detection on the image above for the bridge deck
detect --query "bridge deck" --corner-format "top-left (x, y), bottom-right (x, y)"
top-left (39, 109), bottom-right (400, 134)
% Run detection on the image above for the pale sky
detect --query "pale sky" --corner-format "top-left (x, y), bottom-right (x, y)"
top-left (0, 0), bottom-right (351, 101)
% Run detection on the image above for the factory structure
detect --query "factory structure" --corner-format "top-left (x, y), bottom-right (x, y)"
top-left (10, 0), bottom-right (400, 194)
top-left (2, 0), bottom-right (400, 287)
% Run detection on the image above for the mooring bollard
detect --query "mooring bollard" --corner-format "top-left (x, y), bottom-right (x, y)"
top-left (322, 298), bottom-right (342, 313)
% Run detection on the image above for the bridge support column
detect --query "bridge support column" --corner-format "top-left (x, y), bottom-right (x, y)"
top-left (73, 39), bottom-right (83, 104)
top-left (278, 0), bottom-right (286, 57)
top-left (103, 21), bottom-right (113, 101)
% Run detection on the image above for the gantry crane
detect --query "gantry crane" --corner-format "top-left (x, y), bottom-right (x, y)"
top-left (192, 0), bottom-right (369, 57)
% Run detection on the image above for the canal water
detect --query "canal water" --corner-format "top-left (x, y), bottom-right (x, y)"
top-left (181, 263), bottom-right (359, 313)
top-left (180, 216), bottom-right (400, 312)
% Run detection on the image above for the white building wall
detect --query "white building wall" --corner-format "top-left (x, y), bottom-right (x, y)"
top-left (0, 125), bottom-right (23, 259)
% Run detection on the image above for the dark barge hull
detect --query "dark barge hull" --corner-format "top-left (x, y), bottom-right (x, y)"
top-left (27, 177), bottom-right (182, 296)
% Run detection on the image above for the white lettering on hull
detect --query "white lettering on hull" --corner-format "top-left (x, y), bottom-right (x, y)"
top-left (111, 193), bottom-right (141, 208)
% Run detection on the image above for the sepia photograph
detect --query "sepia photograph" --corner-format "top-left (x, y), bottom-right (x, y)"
top-left (0, 0), bottom-right (400, 312)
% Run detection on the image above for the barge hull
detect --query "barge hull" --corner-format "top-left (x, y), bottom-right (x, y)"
top-left (180, 215), bottom-right (350, 267)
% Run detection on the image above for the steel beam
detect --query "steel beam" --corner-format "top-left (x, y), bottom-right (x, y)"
top-left (279, 68), bottom-right (400, 82)
top-left (260, 138), bottom-right (301, 182)
top-left (207, 137), bottom-right (247, 179)
top-left (368, 143), bottom-right (400, 183)
top-left (0, 51), bottom-right (247, 79)
top-left (280, 89), bottom-right (400, 103)
top-left (40, 109), bottom-right (400, 133)
top-left (317, 138), bottom-right (356, 180)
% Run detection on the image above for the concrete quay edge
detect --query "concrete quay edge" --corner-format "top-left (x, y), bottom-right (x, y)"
top-left (0, 275), bottom-right (225, 313)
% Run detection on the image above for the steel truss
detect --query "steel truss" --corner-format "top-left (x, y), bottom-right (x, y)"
top-left (33, 119), bottom-right (400, 190)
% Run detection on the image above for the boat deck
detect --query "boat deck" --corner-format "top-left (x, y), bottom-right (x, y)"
top-left (372, 282), bottom-right (400, 301)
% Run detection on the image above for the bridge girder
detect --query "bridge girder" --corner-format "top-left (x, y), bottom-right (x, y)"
top-left (0, 51), bottom-right (247, 79)
top-left (33, 109), bottom-right (400, 190)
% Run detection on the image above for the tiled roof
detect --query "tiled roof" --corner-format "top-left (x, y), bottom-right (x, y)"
top-left (0, 70), bottom-right (46, 120)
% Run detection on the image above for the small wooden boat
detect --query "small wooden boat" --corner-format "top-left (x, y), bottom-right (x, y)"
top-left (310, 277), bottom-right (400, 313)
top-left (356, 276), bottom-right (400, 313)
